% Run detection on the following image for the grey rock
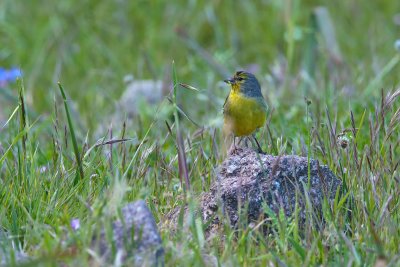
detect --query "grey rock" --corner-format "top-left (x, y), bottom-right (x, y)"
top-left (119, 79), bottom-right (164, 117)
top-left (0, 230), bottom-right (30, 266)
top-left (95, 77), bottom-right (170, 138)
top-left (203, 148), bottom-right (341, 235)
top-left (165, 148), bottom-right (342, 238)
top-left (93, 200), bottom-right (164, 266)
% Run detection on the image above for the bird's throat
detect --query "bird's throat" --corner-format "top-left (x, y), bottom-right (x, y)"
top-left (230, 83), bottom-right (241, 94)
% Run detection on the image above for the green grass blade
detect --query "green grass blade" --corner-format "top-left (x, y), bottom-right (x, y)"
top-left (172, 61), bottom-right (190, 192)
top-left (57, 82), bottom-right (84, 184)
top-left (0, 117), bottom-right (39, 166)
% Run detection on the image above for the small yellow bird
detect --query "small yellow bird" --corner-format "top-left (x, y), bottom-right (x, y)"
top-left (223, 71), bottom-right (268, 152)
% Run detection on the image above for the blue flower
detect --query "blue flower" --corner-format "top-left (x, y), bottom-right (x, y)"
top-left (0, 67), bottom-right (23, 87)
top-left (70, 218), bottom-right (80, 231)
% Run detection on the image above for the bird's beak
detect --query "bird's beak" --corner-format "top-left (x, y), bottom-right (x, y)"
top-left (224, 78), bottom-right (235, 84)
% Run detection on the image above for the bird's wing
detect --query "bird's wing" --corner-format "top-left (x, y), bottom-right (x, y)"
top-left (256, 97), bottom-right (268, 111)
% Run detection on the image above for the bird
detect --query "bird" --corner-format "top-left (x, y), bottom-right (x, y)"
top-left (223, 71), bottom-right (268, 153)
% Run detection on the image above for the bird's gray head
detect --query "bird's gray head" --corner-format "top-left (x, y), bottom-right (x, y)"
top-left (224, 71), bottom-right (263, 98)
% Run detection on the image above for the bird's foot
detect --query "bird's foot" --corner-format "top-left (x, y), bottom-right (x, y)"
top-left (228, 145), bottom-right (241, 155)
top-left (256, 147), bottom-right (266, 154)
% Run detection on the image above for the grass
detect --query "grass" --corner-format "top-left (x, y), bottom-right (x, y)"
top-left (1, 0), bottom-right (400, 266)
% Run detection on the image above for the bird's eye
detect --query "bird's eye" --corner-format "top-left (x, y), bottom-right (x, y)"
top-left (236, 77), bottom-right (244, 81)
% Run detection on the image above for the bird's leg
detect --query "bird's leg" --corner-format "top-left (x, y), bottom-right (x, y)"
top-left (252, 134), bottom-right (264, 154)
top-left (228, 135), bottom-right (238, 155)
top-left (237, 137), bottom-right (243, 145)
top-left (238, 137), bottom-right (248, 149)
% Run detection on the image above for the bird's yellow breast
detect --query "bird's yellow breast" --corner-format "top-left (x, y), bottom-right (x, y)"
top-left (223, 92), bottom-right (267, 137)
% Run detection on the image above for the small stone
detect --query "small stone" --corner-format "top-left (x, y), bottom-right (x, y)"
top-left (93, 200), bottom-right (164, 266)
top-left (119, 79), bottom-right (164, 116)
top-left (226, 164), bottom-right (238, 174)
top-left (0, 230), bottom-right (30, 266)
